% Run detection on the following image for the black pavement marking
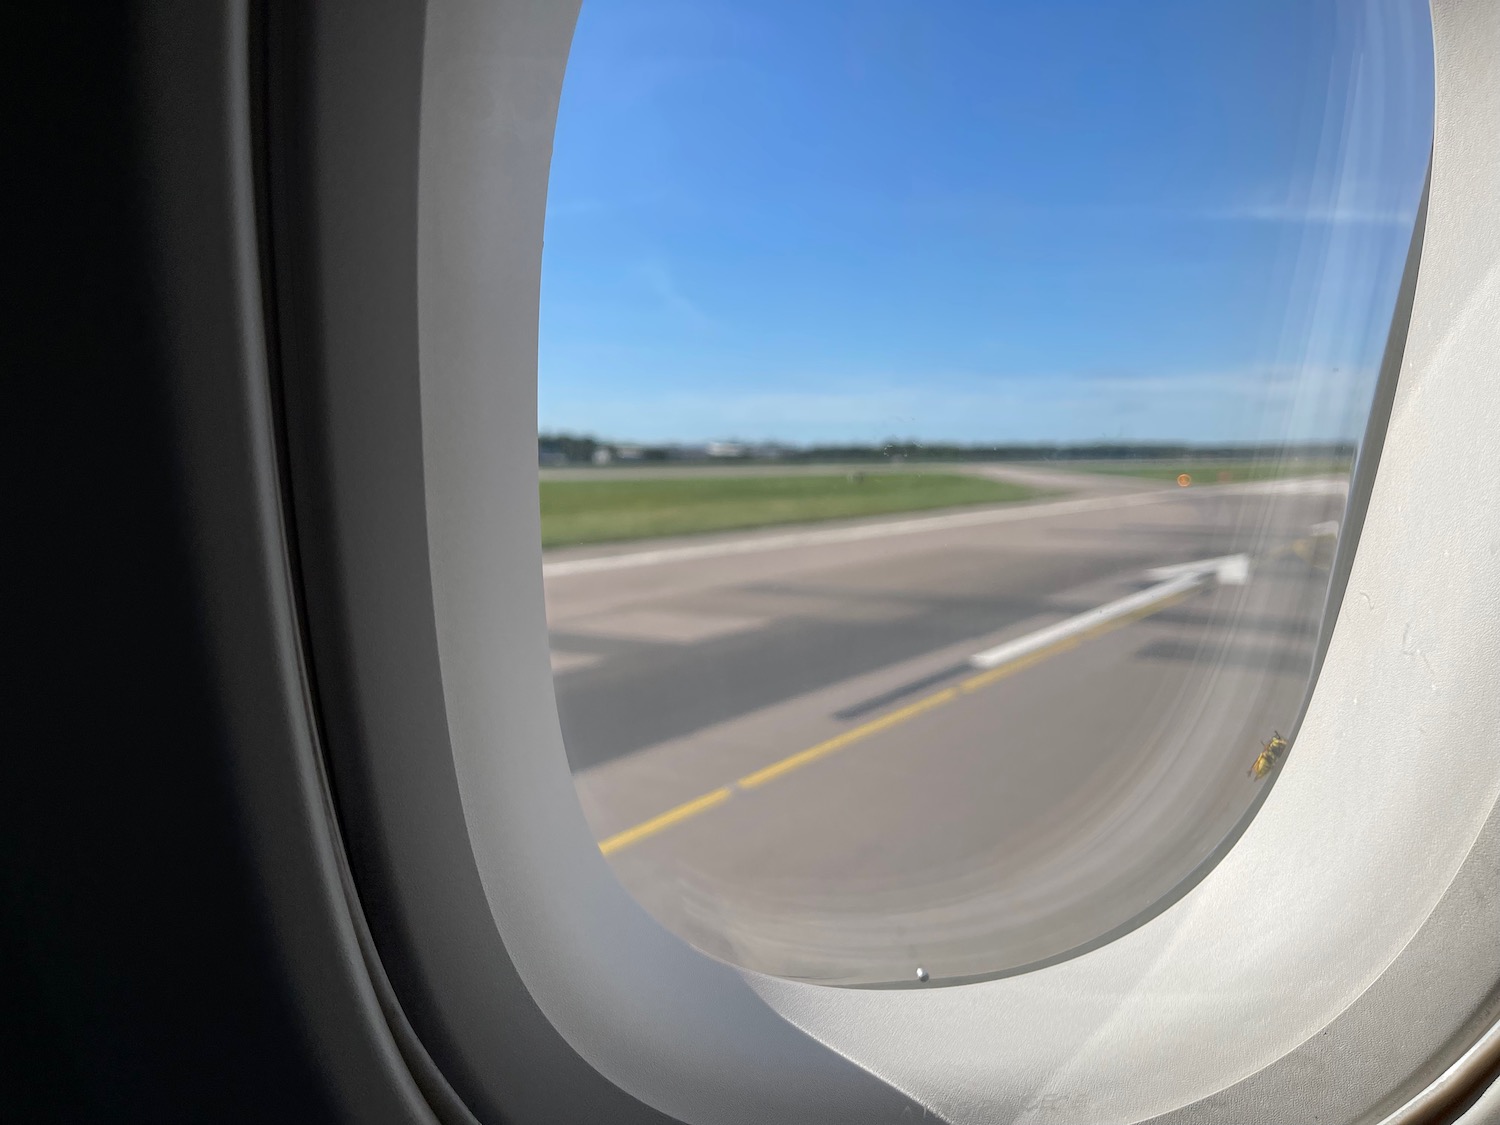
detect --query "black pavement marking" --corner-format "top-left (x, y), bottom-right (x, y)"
top-left (1132, 637), bottom-right (1314, 676)
top-left (555, 592), bottom-right (1047, 772)
top-left (831, 662), bottom-right (974, 721)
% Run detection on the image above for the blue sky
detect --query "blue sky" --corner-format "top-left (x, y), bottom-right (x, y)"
top-left (538, 0), bottom-right (1433, 445)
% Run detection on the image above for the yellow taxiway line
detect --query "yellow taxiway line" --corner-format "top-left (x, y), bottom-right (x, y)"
top-left (596, 580), bottom-right (1205, 857)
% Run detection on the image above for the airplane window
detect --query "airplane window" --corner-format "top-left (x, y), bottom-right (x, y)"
top-left (538, 0), bottom-right (1433, 985)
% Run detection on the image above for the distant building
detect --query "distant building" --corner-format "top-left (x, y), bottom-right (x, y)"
top-left (591, 447), bottom-right (613, 465)
top-left (706, 441), bottom-right (747, 458)
top-left (537, 433), bottom-right (601, 463)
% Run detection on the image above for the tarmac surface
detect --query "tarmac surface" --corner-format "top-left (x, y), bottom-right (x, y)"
top-left (546, 466), bottom-right (1346, 984)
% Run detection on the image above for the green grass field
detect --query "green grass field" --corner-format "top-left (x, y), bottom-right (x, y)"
top-left (540, 472), bottom-right (1041, 549)
top-left (1066, 459), bottom-right (1351, 485)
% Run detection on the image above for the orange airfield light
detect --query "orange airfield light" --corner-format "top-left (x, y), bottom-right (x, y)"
top-left (1176, 473), bottom-right (1193, 487)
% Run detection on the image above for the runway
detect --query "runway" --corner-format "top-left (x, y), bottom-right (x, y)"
top-left (546, 467), bottom-right (1346, 984)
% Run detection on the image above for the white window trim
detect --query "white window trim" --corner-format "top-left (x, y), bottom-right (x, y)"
top-left (294, 0), bottom-right (1500, 1120)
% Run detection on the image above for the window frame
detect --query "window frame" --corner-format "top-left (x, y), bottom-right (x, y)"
top-left (163, 0), bottom-right (1500, 1121)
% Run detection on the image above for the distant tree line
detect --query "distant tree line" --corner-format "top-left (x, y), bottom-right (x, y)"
top-left (538, 433), bottom-right (606, 463)
top-left (538, 431), bottom-right (1356, 466)
top-left (779, 440), bottom-right (1356, 463)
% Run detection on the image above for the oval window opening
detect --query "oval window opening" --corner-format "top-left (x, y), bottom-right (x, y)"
top-left (538, 0), bottom-right (1433, 985)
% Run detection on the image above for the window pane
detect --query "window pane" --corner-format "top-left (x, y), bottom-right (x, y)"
top-left (540, 0), bottom-right (1432, 984)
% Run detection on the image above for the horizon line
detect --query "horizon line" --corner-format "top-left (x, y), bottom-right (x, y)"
top-left (536, 433), bottom-right (1358, 449)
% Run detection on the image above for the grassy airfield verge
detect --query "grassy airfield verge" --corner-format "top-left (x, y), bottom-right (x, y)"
top-left (540, 471), bottom-right (1041, 550)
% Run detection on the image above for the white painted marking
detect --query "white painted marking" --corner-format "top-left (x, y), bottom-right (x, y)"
top-left (1243, 477), bottom-right (1349, 497)
top-left (1146, 553), bottom-right (1251, 586)
top-left (563, 610), bottom-right (766, 644)
top-left (1217, 555), bottom-right (1251, 585)
top-left (968, 572), bottom-right (1208, 670)
top-left (1309, 520), bottom-right (1340, 536)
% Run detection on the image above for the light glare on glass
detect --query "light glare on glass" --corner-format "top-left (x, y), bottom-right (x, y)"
top-left (537, 0), bottom-right (1433, 985)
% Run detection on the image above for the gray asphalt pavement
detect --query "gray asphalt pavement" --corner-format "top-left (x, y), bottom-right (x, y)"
top-left (545, 467), bottom-right (1346, 984)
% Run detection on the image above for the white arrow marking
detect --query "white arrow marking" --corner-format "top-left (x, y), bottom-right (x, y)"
top-left (967, 572), bottom-right (1206, 670)
top-left (1145, 552), bottom-right (1251, 586)
top-left (967, 553), bottom-right (1250, 671)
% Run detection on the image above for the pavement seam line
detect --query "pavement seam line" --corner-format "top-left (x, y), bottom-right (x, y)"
top-left (594, 577), bottom-right (1212, 856)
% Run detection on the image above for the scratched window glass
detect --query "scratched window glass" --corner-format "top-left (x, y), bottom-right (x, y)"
top-left (537, 0), bottom-right (1433, 985)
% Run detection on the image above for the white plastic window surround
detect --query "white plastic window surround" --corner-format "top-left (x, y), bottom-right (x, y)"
top-left (417, 1), bottom-right (1500, 1123)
